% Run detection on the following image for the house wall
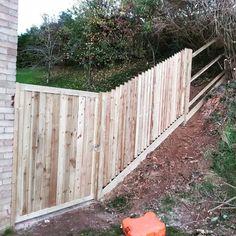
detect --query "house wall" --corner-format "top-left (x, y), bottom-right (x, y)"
top-left (0, 0), bottom-right (18, 230)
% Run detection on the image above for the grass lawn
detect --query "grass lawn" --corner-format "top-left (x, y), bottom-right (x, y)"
top-left (16, 68), bottom-right (46, 85)
top-left (16, 60), bottom-right (149, 92)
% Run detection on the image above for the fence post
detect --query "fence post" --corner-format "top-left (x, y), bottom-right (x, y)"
top-left (11, 84), bottom-right (20, 226)
top-left (184, 49), bottom-right (193, 124)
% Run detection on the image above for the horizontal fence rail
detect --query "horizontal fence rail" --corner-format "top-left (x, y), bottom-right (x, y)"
top-left (192, 38), bottom-right (218, 58)
top-left (13, 44), bottom-right (225, 223)
top-left (191, 54), bottom-right (224, 82)
top-left (187, 39), bottom-right (225, 121)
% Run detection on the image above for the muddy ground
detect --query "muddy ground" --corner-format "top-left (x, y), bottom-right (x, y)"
top-left (16, 87), bottom-right (236, 236)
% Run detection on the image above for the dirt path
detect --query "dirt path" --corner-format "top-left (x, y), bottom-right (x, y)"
top-left (17, 94), bottom-right (223, 236)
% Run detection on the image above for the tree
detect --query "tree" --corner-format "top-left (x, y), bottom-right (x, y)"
top-left (27, 15), bottom-right (66, 82)
top-left (72, 0), bottom-right (141, 85)
top-left (17, 26), bottom-right (42, 68)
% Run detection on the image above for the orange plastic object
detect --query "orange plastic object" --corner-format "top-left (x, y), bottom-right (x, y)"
top-left (122, 212), bottom-right (166, 236)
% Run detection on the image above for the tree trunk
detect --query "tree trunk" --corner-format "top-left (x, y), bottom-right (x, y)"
top-left (47, 61), bottom-right (51, 83)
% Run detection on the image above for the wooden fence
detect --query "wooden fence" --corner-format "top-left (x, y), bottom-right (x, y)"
top-left (13, 46), bottom-right (225, 223)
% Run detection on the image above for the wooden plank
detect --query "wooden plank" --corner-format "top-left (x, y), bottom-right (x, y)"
top-left (35, 93), bottom-right (46, 211)
top-left (172, 55), bottom-right (178, 123)
top-left (129, 80), bottom-right (134, 164)
top-left (189, 71), bottom-right (225, 106)
top-left (116, 86), bottom-right (123, 174)
top-left (191, 54), bottom-right (223, 82)
top-left (142, 72), bottom-right (147, 149)
top-left (121, 84), bottom-right (127, 170)
top-left (192, 38), bottom-right (217, 58)
top-left (91, 94), bottom-right (102, 198)
top-left (101, 115), bottom-right (185, 198)
top-left (151, 66), bottom-right (157, 141)
top-left (128, 79), bottom-right (134, 163)
top-left (81, 97), bottom-right (90, 197)
top-left (96, 93), bottom-right (106, 199)
top-left (180, 50), bottom-right (186, 116)
top-left (162, 60), bottom-right (167, 132)
top-left (177, 51), bottom-right (183, 117)
top-left (56, 94), bottom-right (67, 205)
top-left (21, 91), bottom-right (32, 215)
top-left (30, 92), bottom-right (40, 213)
top-left (187, 76), bottom-right (225, 121)
top-left (162, 60), bottom-right (167, 133)
top-left (139, 74), bottom-right (144, 151)
top-left (48, 94), bottom-right (60, 207)
top-left (63, 96), bottom-right (73, 202)
top-left (17, 83), bottom-right (98, 98)
top-left (80, 97), bottom-right (88, 197)
top-left (131, 78), bottom-right (138, 161)
top-left (75, 96), bottom-right (86, 199)
top-left (166, 58), bottom-right (171, 129)
top-left (154, 64), bottom-right (161, 138)
top-left (146, 69), bottom-right (152, 146)
top-left (145, 70), bottom-right (150, 147)
top-left (16, 88), bottom-right (25, 216)
top-left (68, 96), bottom-right (79, 201)
top-left (135, 74), bottom-right (142, 156)
top-left (149, 68), bottom-right (154, 142)
top-left (124, 81), bottom-right (131, 167)
top-left (144, 71), bottom-right (149, 148)
top-left (168, 57), bottom-right (173, 126)
top-left (158, 62), bottom-right (164, 136)
top-left (110, 90), bottom-right (116, 179)
top-left (11, 83), bottom-right (20, 224)
top-left (104, 92), bottom-right (111, 184)
top-left (15, 196), bottom-right (94, 224)
top-left (27, 92), bottom-right (35, 213)
top-left (86, 97), bottom-right (96, 196)
top-left (113, 86), bottom-right (120, 176)
top-left (42, 93), bottom-right (53, 209)
top-left (140, 72), bottom-right (144, 150)
top-left (62, 95), bottom-right (71, 202)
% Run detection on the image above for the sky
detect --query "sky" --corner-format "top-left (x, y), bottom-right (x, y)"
top-left (18, 0), bottom-right (75, 34)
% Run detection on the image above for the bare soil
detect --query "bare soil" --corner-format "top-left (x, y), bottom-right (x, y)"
top-left (17, 88), bottom-right (235, 236)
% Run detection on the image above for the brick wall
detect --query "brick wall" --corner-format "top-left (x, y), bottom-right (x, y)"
top-left (0, 0), bottom-right (18, 231)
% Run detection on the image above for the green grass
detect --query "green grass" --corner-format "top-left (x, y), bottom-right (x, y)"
top-left (160, 194), bottom-right (176, 212)
top-left (107, 195), bottom-right (131, 213)
top-left (212, 126), bottom-right (236, 197)
top-left (1, 227), bottom-right (15, 236)
top-left (16, 68), bottom-right (46, 85)
top-left (16, 60), bottom-right (149, 92)
top-left (166, 227), bottom-right (192, 236)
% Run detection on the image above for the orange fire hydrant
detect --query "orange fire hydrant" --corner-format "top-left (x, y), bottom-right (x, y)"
top-left (122, 212), bottom-right (166, 236)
